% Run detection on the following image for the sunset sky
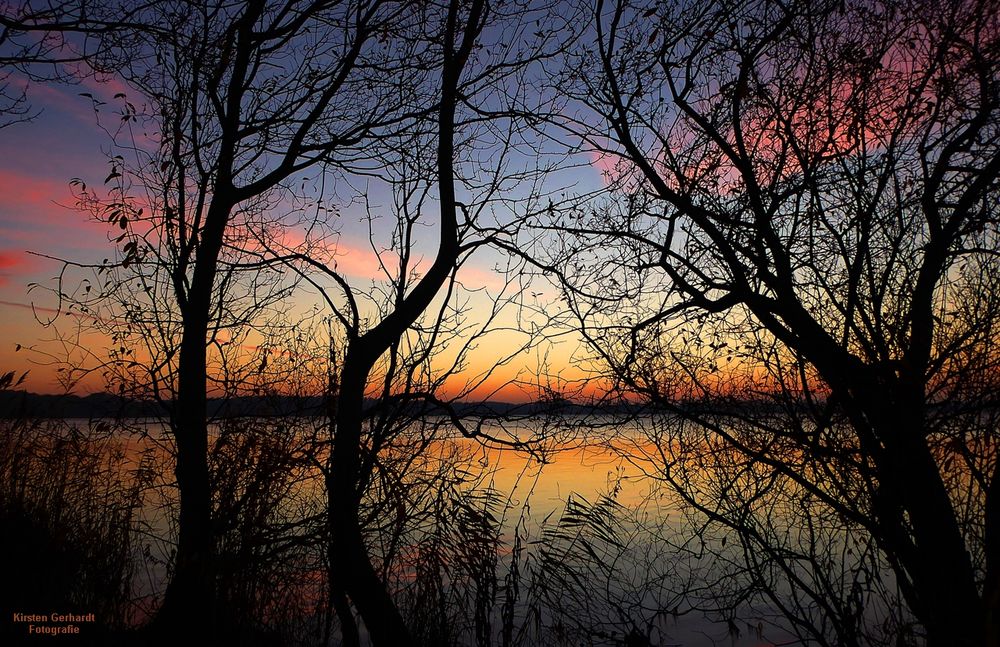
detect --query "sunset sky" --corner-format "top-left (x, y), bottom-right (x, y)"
top-left (0, 71), bottom-right (607, 400)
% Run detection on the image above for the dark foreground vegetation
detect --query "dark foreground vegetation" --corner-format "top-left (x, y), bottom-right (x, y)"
top-left (0, 411), bottom-right (703, 647)
top-left (2, 403), bottom-right (981, 647)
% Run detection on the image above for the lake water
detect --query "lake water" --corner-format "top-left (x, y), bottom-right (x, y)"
top-left (10, 415), bottom-right (901, 646)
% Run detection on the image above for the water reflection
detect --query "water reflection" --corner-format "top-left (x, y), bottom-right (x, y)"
top-left (3, 415), bottom-right (891, 646)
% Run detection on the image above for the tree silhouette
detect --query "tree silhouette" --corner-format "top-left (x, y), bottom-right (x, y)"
top-left (0, 1), bottom-right (153, 127)
top-left (51, 0), bottom-right (429, 641)
top-left (38, 0), bottom-right (573, 643)
top-left (531, 0), bottom-right (1000, 644)
top-left (297, 1), bottom-right (573, 641)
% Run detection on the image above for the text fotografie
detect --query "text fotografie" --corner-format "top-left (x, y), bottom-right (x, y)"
top-left (11, 612), bottom-right (97, 636)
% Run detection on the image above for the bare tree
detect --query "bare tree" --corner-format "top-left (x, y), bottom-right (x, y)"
top-left (39, 0), bottom-right (437, 641)
top-left (39, 0), bottom-right (578, 643)
top-left (528, 0), bottom-right (1000, 645)
top-left (294, 1), bottom-right (577, 642)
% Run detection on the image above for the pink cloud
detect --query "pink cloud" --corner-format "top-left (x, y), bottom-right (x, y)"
top-left (6, 66), bottom-right (154, 152)
top-left (235, 221), bottom-right (396, 281)
top-left (0, 169), bottom-right (100, 233)
top-left (0, 251), bottom-right (37, 286)
top-left (329, 242), bottom-right (389, 279)
top-left (455, 262), bottom-right (507, 291)
top-left (70, 66), bottom-right (136, 104)
top-left (246, 223), bottom-right (509, 291)
top-left (590, 149), bottom-right (626, 185)
top-left (0, 170), bottom-right (73, 205)
top-left (0, 170), bottom-right (115, 279)
top-left (4, 70), bottom-right (104, 127)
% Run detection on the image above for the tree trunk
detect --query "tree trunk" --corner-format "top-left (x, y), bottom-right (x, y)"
top-left (321, 2), bottom-right (483, 642)
top-left (877, 402), bottom-right (984, 647)
top-left (152, 326), bottom-right (215, 642)
top-left (150, 194), bottom-right (233, 642)
top-left (328, 355), bottom-right (412, 645)
top-left (846, 377), bottom-right (986, 646)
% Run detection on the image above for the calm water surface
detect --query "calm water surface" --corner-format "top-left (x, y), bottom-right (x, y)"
top-left (71, 417), bottom-right (850, 646)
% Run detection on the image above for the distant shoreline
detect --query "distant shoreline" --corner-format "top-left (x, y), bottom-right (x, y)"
top-left (5, 388), bottom-right (966, 420)
top-left (0, 389), bottom-right (601, 419)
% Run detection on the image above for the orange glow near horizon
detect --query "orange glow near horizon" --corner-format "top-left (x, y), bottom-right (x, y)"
top-left (1, 284), bottom-right (814, 404)
top-left (0, 288), bottom-right (603, 404)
